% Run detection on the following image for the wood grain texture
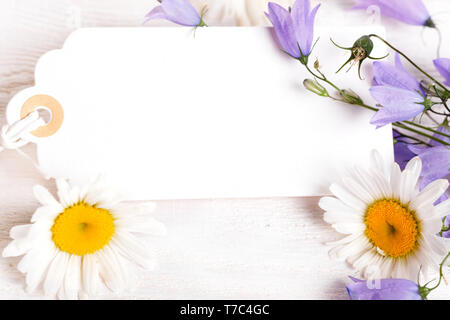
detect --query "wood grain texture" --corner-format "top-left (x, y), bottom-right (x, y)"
top-left (0, 0), bottom-right (449, 300)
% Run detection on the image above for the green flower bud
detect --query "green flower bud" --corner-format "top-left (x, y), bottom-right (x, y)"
top-left (331, 35), bottom-right (388, 80)
top-left (339, 89), bottom-right (363, 105)
top-left (303, 79), bottom-right (329, 97)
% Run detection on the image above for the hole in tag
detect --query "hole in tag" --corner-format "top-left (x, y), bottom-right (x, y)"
top-left (36, 107), bottom-right (52, 124)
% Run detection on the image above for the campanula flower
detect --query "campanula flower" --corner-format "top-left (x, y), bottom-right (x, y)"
top-left (145, 0), bottom-right (206, 27)
top-left (409, 126), bottom-right (450, 204)
top-left (266, 0), bottom-right (320, 64)
top-left (393, 130), bottom-right (416, 170)
top-left (369, 87), bottom-right (425, 127)
top-left (373, 53), bottom-right (423, 94)
top-left (352, 0), bottom-right (435, 27)
top-left (347, 277), bottom-right (422, 300)
top-left (434, 58), bottom-right (450, 87)
top-left (369, 54), bottom-right (431, 127)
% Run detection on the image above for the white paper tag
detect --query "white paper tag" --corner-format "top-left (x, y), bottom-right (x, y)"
top-left (6, 26), bottom-right (393, 200)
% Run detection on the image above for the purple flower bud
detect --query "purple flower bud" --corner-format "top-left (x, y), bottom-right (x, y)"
top-left (266, 0), bottom-right (320, 64)
top-left (144, 0), bottom-right (205, 27)
top-left (347, 277), bottom-right (422, 300)
top-left (352, 0), bottom-right (434, 27)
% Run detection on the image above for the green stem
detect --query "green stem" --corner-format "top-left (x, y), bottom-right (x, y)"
top-left (403, 120), bottom-right (450, 139)
top-left (302, 61), bottom-right (450, 146)
top-left (394, 122), bottom-right (449, 146)
top-left (439, 217), bottom-right (450, 236)
top-left (304, 64), bottom-right (343, 94)
top-left (428, 252), bottom-right (450, 291)
top-left (395, 131), bottom-right (432, 147)
top-left (369, 34), bottom-right (449, 93)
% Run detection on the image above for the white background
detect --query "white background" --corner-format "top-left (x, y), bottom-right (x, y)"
top-left (0, 0), bottom-right (449, 299)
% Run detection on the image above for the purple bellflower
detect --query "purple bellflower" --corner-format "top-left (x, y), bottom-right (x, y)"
top-left (369, 54), bottom-right (431, 127)
top-left (266, 0), bottom-right (321, 64)
top-left (409, 126), bottom-right (450, 205)
top-left (348, 253), bottom-right (450, 299)
top-left (352, 0), bottom-right (435, 28)
top-left (434, 58), bottom-right (450, 87)
top-left (347, 277), bottom-right (423, 300)
top-left (393, 130), bottom-right (416, 170)
top-left (144, 0), bottom-right (206, 27)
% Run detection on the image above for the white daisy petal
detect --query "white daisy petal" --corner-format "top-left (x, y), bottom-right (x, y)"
top-left (104, 245), bottom-right (129, 288)
top-left (9, 224), bottom-right (31, 240)
top-left (319, 196), bottom-right (364, 216)
top-left (326, 233), bottom-right (361, 246)
top-left (389, 162), bottom-right (402, 199)
top-left (341, 177), bottom-right (373, 204)
top-left (370, 150), bottom-right (387, 178)
top-left (410, 179), bottom-right (449, 213)
top-left (81, 254), bottom-right (99, 297)
top-left (332, 222), bottom-right (365, 235)
top-left (392, 259), bottom-right (408, 279)
top-left (441, 237), bottom-right (450, 253)
top-left (33, 185), bottom-right (59, 207)
top-left (63, 255), bottom-right (81, 300)
top-left (111, 232), bottom-right (155, 270)
top-left (23, 244), bottom-right (58, 293)
top-left (404, 157), bottom-right (422, 184)
top-left (3, 225), bottom-right (33, 257)
top-left (56, 179), bottom-right (73, 208)
top-left (421, 217), bottom-right (443, 235)
top-left (323, 210), bottom-right (362, 224)
top-left (97, 249), bottom-right (125, 293)
top-left (329, 235), bottom-right (371, 261)
top-left (31, 205), bottom-right (63, 223)
top-left (416, 239), bottom-right (440, 268)
top-left (399, 157), bottom-right (422, 204)
top-left (352, 166), bottom-right (383, 200)
top-left (43, 251), bottom-right (70, 297)
top-left (423, 235), bottom-right (447, 256)
top-left (68, 185), bottom-right (82, 207)
top-left (329, 183), bottom-right (367, 212)
top-left (404, 255), bottom-right (421, 280)
top-left (378, 257), bottom-right (394, 279)
top-left (352, 249), bottom-right (376, 273)
top-left (364, 254), bottom-right (385, 280)
top-left (434, 198), bottom-right (450, 219)
top-left (370, 168), bottom-right (392, 199)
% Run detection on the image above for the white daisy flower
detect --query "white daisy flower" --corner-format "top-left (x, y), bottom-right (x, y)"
top-left (2, 177), bottom-right (166, 299)
top-left (319, 151), bottom-right (449, 281)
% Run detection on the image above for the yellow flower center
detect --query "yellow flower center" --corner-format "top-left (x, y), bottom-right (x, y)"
top-left (51, 202), bottom-right (115, 256)
top-left (364, 199), bottom-right (419, 258)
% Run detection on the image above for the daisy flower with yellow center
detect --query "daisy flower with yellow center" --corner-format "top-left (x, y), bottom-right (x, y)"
top-left (3, 177), bottom-right (166, 299)
top-left (319, 151), bottom-right (449, 280)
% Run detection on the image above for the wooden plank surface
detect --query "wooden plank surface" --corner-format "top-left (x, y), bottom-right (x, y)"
top-left (0, 0), bottom-right (449, 299)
